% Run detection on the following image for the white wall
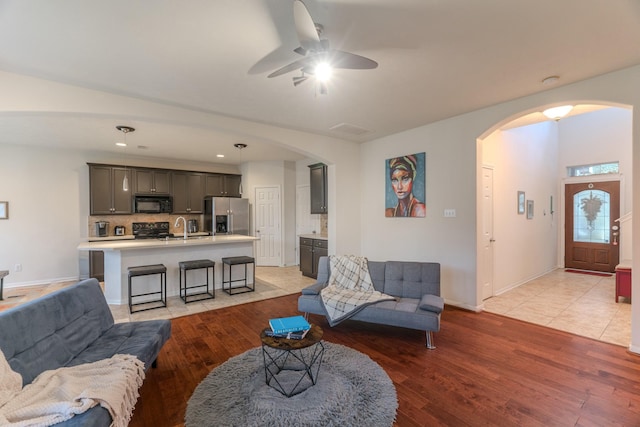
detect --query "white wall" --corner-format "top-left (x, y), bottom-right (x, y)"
top-left (360, 115), bottom-right (479, 310)
top-left (484, 121), bottom-right (560, 294)
top-left (558, 108), bottom-right (632, 213)
top-left (1, 144), bottom-right (89, 285)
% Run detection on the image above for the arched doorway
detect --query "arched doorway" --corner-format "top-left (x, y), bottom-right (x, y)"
top-left (476, 102), bottom-right (632, 346)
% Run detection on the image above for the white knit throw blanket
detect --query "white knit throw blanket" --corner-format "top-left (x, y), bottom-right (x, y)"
top-left (0, 351), bottom-right (145, 427)
top-left (320, 255), bottom-right (395, 326)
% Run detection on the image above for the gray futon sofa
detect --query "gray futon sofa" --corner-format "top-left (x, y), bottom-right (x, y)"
top-left (0, 278), bottom-right (172, 426)
top-left (298, 256), bottom-right (444, 348)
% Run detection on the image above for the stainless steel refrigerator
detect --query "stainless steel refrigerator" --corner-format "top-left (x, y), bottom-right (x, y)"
top-left (203, 197), bottom-right (249, 235)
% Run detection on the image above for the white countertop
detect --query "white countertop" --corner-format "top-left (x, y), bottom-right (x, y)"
top-left (88, 235), bottom-right (136, 242)
top-left (78, 234), bottom-right (259, 251)
top-left (87, 231), bottom-right (210, 242)
top-left (299, 234), bottom-right (328, 240)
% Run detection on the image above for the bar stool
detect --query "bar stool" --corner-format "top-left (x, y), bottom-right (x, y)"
top-left (178, 259), bottom-right (215, 303)
top-left (221, 256), bottom-right (255, 295)
top-left (128, 264), bottom-right (167, 313)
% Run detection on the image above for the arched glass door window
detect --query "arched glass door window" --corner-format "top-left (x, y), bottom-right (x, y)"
top-left (573, 190), bottom-right (610, 243)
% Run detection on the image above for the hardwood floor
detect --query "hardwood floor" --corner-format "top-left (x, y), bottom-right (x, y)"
top-left (130, 294), bottom-right (640, 427)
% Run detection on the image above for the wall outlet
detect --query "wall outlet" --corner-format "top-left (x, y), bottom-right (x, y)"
top-left (444, 209), bottom-right (457, 218)
top-left (14, 263), bottom-right (22, 272)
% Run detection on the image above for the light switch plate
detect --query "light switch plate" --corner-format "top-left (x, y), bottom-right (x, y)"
top-left (444, 209), bottom-right (456, 218)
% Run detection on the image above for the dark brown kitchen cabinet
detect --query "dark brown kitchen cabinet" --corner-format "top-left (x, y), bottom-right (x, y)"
top-left (90, 251), bottom-right (104, 282)
top-left (89, 164), bottom-right (132, 214)
top-left (133, 169), bottom-right (171, 194)
top-left (172, 171), bottom-right (204, 213)
top-left (309, 163), bottom-right (328, 214)
top-left (204, 174), bottom-right (242, 197)
top-left (300, 237), bottom-right (328, 278)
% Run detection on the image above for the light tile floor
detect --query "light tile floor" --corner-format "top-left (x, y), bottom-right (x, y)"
top-left (483, 268), bottom-right (632, 347)
top-left (0, 266), bottom-right (316, 324)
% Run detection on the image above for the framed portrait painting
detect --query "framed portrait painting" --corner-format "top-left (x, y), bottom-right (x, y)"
top-left (385, 152), bottom-right (426, 217)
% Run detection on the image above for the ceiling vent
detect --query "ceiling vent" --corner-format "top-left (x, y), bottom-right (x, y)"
top-left (329, 123), bottom-right (371, 136)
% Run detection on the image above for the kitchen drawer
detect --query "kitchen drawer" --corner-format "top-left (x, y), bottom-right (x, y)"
top-left (314, 239), bottom-right (328, 249)
top-left (300, 238), bottom-right (313, 247)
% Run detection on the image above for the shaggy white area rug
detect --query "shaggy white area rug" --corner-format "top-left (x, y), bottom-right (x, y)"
top-left (186, 341), bottom-right (398, 426)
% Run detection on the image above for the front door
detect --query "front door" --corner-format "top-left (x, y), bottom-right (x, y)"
top-left (564, 181), bottom-right (620, 272)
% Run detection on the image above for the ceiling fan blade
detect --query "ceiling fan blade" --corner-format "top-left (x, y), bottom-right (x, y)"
top-left (329, 50), bottom-right (378, 70)
top-left (293, 0), bottom-right (320, 52)
top-left (267, 57), bottom-right (313, 78)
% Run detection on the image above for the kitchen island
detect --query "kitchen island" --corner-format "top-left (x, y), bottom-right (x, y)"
top-left (78, 235), bottom-right (259, 305)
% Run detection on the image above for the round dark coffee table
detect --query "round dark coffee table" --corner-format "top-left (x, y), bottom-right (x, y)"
top-left (260, 324), bottom-right (324, 397)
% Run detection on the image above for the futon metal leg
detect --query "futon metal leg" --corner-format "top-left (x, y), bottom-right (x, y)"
top-left (425, 331), bottom-right (436, 350)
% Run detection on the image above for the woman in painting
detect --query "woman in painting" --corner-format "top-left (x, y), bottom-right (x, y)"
top-left (385, 155), bottom-right (426, 217)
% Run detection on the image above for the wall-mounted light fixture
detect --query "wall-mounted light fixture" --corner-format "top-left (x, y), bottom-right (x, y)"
top-left (542, 105), bottom-right (573, 120)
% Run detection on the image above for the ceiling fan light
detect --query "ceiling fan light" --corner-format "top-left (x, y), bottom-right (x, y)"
top-left (543, 105), bottom-right (573, 120)
top-left (314, 62), bottom-right (332, 82)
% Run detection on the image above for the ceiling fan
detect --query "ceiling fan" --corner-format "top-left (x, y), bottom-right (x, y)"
top-left (267, 0), bottom-right (378, 89)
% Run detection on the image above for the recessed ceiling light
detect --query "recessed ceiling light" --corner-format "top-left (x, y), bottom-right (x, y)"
top-left (115, 142), bottom-right (127, 147)
top-left (217, 154), bottom-right (224, 158)
top-left (542, 75), bottom-right (560, 86)
top-left (137, 145), bottom-right (148, 150)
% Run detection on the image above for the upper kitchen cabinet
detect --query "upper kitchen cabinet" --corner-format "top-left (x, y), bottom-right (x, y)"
top-left (89, 164), bottom-right (132, 214)
top-left (309, 163), bottom-right (328, 214)
top-left (133, 169), bottom-right (171, 194)
top-left (204, 174), bottom-right (242, 198)
top-left (172, 171), bottom-right (204, 213)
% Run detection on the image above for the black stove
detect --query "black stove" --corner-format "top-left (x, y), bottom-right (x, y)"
top-left (132, 222), bottom-right (171, 239)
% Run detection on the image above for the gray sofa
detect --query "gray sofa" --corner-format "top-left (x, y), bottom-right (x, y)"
top-left (298, 257), bottom-right (443, 348)
top-left (0, 278), bottom-right (172, 426)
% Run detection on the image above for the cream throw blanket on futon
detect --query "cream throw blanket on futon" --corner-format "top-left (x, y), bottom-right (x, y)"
top-left (320, 255), bottom-right (395, 326)
top-left (0, 350), bottom-right (145, 427)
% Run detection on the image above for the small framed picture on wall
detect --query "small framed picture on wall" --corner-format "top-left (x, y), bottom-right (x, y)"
top-left (526, 200), bottom-right (534, 219)
top-left (517, 191), bottom-right (525, 214)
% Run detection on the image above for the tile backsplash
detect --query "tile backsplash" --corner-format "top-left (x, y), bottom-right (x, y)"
top-left (89, 214), bottom-right (203, 237)
top-left (320, 214), bottom-right (328, 235)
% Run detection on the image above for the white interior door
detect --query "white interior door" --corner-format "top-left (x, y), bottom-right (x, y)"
top-left (255, 186), bottom-right (281, 266)
top-left (481, 166), bottom-right (495, 300)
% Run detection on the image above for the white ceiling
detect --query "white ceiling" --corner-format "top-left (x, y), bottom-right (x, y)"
top-left (0, 0), bottom-right (639, 164)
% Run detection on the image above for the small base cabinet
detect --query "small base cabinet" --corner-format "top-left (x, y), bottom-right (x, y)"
top-left (300, 237), bottom-right (328, 279)
top-left (615, 260), bottom-right (632, 302)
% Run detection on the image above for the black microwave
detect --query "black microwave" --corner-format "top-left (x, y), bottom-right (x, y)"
top-left (134, 195), bottom-right (172, 213)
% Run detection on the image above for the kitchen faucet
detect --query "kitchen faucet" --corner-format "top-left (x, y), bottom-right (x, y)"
top-left (175, 216), bottom-right (187, 240)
